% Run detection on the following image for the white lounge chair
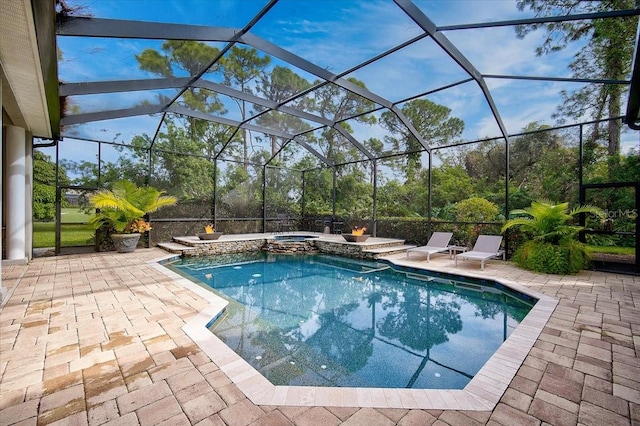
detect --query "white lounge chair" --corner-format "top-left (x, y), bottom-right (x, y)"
top-left (406, 232), bottom-right (453, 262)
top-left (455, 235), bottom-right (504, 270)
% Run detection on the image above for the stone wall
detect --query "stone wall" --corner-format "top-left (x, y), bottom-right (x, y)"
top-left (312, 240), bottom-right (369, 259)
top-left (183, 240), bottom-right (264, 257)
top-left (178, 237), bottom-right (379, 259)
top-left (262, 240), bottom-right (319, 254)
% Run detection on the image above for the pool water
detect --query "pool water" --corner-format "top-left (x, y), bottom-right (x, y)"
top-left (167, 253), bottom-right (535, 389)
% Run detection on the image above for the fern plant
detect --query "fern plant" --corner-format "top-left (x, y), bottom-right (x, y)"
top-left (502, 200), bottom-right (604, 274)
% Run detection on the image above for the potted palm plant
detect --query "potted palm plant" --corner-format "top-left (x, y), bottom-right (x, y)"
top-left (88, 180), bottom-right (177, 253)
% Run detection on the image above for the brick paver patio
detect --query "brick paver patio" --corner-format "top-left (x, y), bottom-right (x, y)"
top-left (1, 247), bottom-right (638, 425)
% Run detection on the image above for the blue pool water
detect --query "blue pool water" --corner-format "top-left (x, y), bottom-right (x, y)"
top-left (166, 253), bottom-right (535, 389)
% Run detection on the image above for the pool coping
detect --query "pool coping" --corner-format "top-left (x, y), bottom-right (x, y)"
top-left (150, 253), bottom-right (558, 410)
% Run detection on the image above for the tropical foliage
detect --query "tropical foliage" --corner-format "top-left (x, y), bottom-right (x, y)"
top-left (514, 240), bottom-right (590, 275)
top-left (501, 200), bottom-right (605, 274)
top-left (33, 150), bottom-right (69, 220)
top-left (88, 180), bottom-right (177, 234)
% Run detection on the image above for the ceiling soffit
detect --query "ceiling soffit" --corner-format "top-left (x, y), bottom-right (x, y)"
top-left (0, 0), bottom-right (57, 138)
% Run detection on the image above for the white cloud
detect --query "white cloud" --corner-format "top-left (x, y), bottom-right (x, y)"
top-left (415, 0), bottom-right (525, 26)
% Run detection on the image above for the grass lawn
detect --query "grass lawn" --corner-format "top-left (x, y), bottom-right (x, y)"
top-left (61, 207), bottom-right (92, 223)
top-left (586, 245), bottom-right (635, 256)
top-left (33, 208), bottom-right (94, 248)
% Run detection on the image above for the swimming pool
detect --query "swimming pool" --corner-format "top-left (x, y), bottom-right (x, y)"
top-left (167, 252), bottom-right (535, 390)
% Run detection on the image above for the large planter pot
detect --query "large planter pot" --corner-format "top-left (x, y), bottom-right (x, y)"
top-left (111, 233), bottom-right (141, 253)
top-left (342, 234), bottom-right (370, 243)
top-left (197, 232), bottom-right (223, 240)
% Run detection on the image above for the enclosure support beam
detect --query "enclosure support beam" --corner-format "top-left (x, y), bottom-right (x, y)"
top-left (61, 104), bottom-right (163, 125)
top-left (578, 125), bottom-right (585, 235)
top-left (427, 151), bottom-right (432, 239)
top-left (626, 21), bottom-right (640, 129)
top-left (505, 136), bottom-right (510, 256)
top-left (146, 147), bottom-right (152, 248)
top-left (438, 8), bottom-right (640, 31)
top-left (213, 159), bottom-right (218, 227)
top-left (301, 172), bottom-right (306, 229)
top-left (262, 165), bottom-right (267, 234)
top-left (57, 16), bottom-right (239, 40)
top-left (98, 142), bottom-right (102, 186)
top-left (332, 169), bottom-right (337, 220)
top-left (146, 146), bottom-right (153, 186)
top-left (291, 139), bottom-right (333, 167)
top-left (334, 125), bottom-right (375, 160)
top-left (55, 142), bottom-right (61, 255)
top-left (579, 125), bottom-right (584, 203)
top-left (485, 74), bottom-right (629, 85)
top-left (59, 77), bottom-right (191, 96)
top-left (372, 161), bottom-right (378, 237)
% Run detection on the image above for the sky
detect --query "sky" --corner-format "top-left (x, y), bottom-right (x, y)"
top-left (51, 0), bottom-right (639, 170)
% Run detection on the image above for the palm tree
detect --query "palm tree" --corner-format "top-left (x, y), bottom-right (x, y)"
top-left (89, 180), bottom-right (177, 233)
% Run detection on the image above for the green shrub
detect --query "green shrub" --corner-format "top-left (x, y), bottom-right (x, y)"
top-left (513, 240), bottom-right (589, 274)
top-left (453, 197), bottom-right (499, 222)
top-left (452, 197), bottom-right (500, 246)
top-left (502, 200), bottom-right (603, 274)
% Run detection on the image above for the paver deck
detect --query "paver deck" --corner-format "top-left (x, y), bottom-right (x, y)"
top-left (1, 246), bottom-right (638, 425)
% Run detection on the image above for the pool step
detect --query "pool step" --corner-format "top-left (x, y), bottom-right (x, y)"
top-left (157, 242), bottom-right (196, 255)
top-left (362, 244), bottom-right (417, 258)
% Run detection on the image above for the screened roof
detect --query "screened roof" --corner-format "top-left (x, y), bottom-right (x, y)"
top-left (54, 0), bottom-right (640, 169)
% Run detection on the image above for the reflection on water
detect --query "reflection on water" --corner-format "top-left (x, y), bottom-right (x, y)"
top-left (167, 253), bottom-right (534, 389)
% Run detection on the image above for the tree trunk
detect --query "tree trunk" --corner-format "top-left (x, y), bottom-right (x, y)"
top-left (606, 40), bottom-right (625, 176)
